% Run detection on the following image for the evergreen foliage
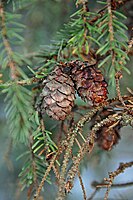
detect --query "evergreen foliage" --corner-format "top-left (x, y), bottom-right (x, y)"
top-left (0, 0), bottom-right (133, 199)
top-left (2, 84), bottom-right (33, 143)
top-left (95, 0), bottom-right (130, 85)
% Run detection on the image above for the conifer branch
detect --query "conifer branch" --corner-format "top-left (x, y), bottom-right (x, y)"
top-left (65, 139), bottom-right (94, 193)
top-left (88, 179), bottom-right (133, 200)
top-left (29, 136), bottom-right (38, 192)
top-left (0, 77), bottom-right (38, 88)
top-left (93, 180), bottom-right (133, 189)
top-left (56, 131), bottom-right (76, 199)
top-left (0, 2), bottom-right (18, 79)
top-left (107, 0), bottom-right (116, 74)
top-left (34, 154), bottom-right (57, 200)
top-left (56, 105), bottom-right (104, 199)
top-left (107, 0), bottom-right (114, 42)
top-left (33, 137), bottom-right (67, 199)
top-left (95, 0), bottom-right (130, 85)
top-left (115, 72), bottom-right (133, 116)
top-left (91, 113), bottom-right (122, 134)
top-left (52, 165), bottom-right (60, 181)
top-left (88, 0), bottom-right (131, 25)
top-left (0, 1), bottom-right (133, 199)
top-left (103, 161), bottom-right (133, 200)
top-left (115, 71), bottom-right (126, 107)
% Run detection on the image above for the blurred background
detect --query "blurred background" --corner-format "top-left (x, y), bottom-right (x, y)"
top-left (0, 0), bottom-right (133, 199)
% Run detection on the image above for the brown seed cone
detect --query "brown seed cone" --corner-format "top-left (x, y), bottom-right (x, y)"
top-left (40, 67), bottom-right (75, 120)
top-left (91, 108), bottom-right (121, 151)
top-left (96, 123), bottom-right (121, 151)
top-left (63, 60), bottom-right (108, 105)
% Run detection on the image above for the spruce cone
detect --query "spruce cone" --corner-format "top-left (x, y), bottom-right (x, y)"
top-left (91, 108), bottom-right (121, 151)
top-left (40, 67), bottom-right (75, 120)
top-left (63, 60), bottom-right (108, 105)
top-left (96, 123), bottom-right (121, 151)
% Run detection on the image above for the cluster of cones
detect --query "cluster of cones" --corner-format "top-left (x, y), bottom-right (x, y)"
top-left (40, 60), bottom-right (108, 121)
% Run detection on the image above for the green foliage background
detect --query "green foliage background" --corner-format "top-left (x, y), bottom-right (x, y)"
top-left (0, 0), bottom-right (133, 200)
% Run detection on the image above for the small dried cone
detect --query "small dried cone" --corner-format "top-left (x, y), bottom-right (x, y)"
top-left (40, 67), bottom-right (75, 120)
top-left (96, 123), bottom-right (121, 151)
top-left (91, 108), bottom-right (121, 151)
top-left (63, 60), bottom-right (108, 105)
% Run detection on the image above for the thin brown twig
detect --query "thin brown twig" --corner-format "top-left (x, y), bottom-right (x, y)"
top-left (78, 131), bottom-right (86, 142)
top-left (115, 72), bottom-right (126, 107)
top-left (127, 36), bottom-right (133, 53)
top-left (52, 165), bottom-right (60, 181)
top-left (56, 106), bottom-right (102, 200)
top-left (89, 0), bottom-right (132, 25)
top-left (104, 161), bottom-right (133, 200)
top-left (65, 110), bottom-right (128, 198)
top-left (78, 170), bottom-right (87, 200)
top-left (94, 180), bottom-right (133, 188)
top-left (0, 77), bottom-right (39, 88)
top-left (75, 138), bottom-right (82, 150)
top-left (29, 135), bottom-right (38, 192)
top-left (56, 131), bottom-right (76, 199)
top-left (107, 0), bottom-right (114, 42)
top-left (34, 154), bottom-right (57, 200)
top-left (115, 72), bottom-right (133, 116)
top-left (107, 0), bottom-right (116, 69)
top-left (65, 139), bottom-right (94, 193)
top-left (88, 179), bottom-right (133, 200)
top-left (127, 38), bottom-right (133, 49)
top-left (33, 138), bottom-right (67, 200)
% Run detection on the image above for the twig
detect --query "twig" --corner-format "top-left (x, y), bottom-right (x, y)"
top-left (94, 180), bottom-right (133, 188)
top-left (53, 165), bottom-right (60, 181)
top-left (107, 0), bottom-right (116, 70)
top-left (33, 138), bottom-right (67, 200)
top-left (107, 0), bottom-right (114, 42)
top-left (56, 106), bottom-right (102, 200)
top-left (65, 139), bottom-right (94, 193)
top-left (115, 72), bottom-right (126, 107)
top-left (91, 113), bottom-right (122, 133)
top-left (34, 154), bottom-right (57, 200)
top-left (56, 101), bottom-right (129, 199)
top-left (0, 77), bottom-right (39, 88)
top-left (56, 131), bottom-right (77, 199)
top-left (89, 0), bottom-right (131, 25)
top-left (127, 36), bottom-right (133, 53)
top-left (88, 179), bottom-right (133, 200)
top-left (78, 170), bottom-right (87, 200)
top-left (115, 72), bottom-right (133, 116)
top-left (114, 28), bottom-right (133, 111)
top-left (104, 161), bottom-right (133, 200)
top-left (76, 0), bottom-right (88, 11)
top-left (75, 138), bottom-right (82, 150)
top-left (78, 131), bottom-right (86, 142)
top-left (29, 136), bottom-right (38, 192)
